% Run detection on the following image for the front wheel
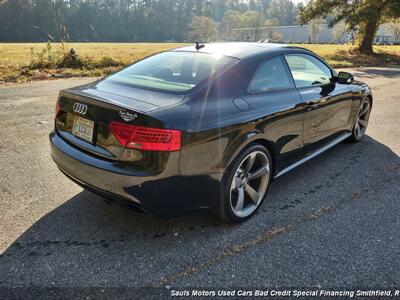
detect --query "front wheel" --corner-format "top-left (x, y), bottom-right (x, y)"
top-left (349, 97), bottom-right (371, 142)
top-left (217, 144), bottom-right (272, 222)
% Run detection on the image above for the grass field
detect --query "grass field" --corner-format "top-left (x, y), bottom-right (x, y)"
top-left (1, 43), bottom-right (400, 83)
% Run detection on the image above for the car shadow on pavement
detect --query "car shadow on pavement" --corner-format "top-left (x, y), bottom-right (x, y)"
top-left (1, 135), bottom-right (399, 287)
top-left (351, 67), bottom-right (400, 79)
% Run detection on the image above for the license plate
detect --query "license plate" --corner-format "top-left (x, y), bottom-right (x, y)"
top-left (72, 116), bottom-right (94, 143)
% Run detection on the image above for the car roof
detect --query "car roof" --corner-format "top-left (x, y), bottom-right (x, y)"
top-left (171, 42), bottom-right (303, 60)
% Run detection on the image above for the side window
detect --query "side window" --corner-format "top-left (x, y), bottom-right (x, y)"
top-left (247, 56), bottom-right (293, 93)
top-left (284, 54), bottom-right (332, 88)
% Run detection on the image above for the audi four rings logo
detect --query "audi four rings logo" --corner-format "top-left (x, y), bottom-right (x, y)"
top-left (73, 102), bottom-right (88, 115)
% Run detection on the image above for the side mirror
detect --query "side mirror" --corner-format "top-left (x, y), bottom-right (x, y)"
top-left (336, 71), bottom-right (354, 84)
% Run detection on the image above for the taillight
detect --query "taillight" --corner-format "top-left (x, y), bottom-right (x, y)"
top-left (109, 122), bottom-right (181, 151)
top-left (55, 100), bottom-right (61, 117)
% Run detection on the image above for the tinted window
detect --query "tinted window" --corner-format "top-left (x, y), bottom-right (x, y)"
top-left (106, 52), bottom-right (238, 93)
top-left (248, 56), bottom-right (293, 93)
top-left (285, 54), bottom-right (332, 88)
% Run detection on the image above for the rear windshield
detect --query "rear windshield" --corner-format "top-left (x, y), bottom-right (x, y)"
top-left (105, 51), bottom-right (238, 93)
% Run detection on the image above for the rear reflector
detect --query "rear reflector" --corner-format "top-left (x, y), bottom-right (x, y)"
top-left (55, 100), bottom-right (61, 117)
top-left (109, 122), bottom-right (181, 151)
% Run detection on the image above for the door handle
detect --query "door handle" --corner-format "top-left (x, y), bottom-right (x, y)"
top-left (306, 102), bottom-right (318, 111)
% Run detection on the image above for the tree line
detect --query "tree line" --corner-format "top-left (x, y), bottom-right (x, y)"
top-left (1, 0), bottom-right (399, 54)
top-left (0, 0), bottom-right (299, 43)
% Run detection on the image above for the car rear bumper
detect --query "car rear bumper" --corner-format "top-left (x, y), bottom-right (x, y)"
top-left (50, 131), bottom-right (220, 216)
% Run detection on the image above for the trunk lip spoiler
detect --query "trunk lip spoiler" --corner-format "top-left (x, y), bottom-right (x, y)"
top-left (62, 89), bottom-right (157, 113)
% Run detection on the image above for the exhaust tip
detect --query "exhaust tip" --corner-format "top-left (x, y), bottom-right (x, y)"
top-left (124, 202), bottom-right (147, 215)
top-left (102, 197), bottom-right (147, 215)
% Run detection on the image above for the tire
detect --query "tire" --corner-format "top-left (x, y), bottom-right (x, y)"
top-left (217, 143), bottom-right (272, 223)
top-left (349, 97), bottom-right (372, 143)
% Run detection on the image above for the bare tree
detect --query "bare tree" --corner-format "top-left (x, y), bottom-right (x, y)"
top-left (308, 18), bottom-right (323, 43)
top-left (220, 10), bottom-right (242, 41)
top-left (240, 11), bottom-right (265, 41)
top-left (186, 16), bottom-right (217, 43)
top-left (264, 19), bottom-right (278, 41)
top-left (385, 19), bottom-right (400, 43)
top-left (331, 21), bottom-right (348, 43)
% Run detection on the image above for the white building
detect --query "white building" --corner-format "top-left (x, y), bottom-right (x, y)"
top-left (230, 24), bottom-right (397, 44)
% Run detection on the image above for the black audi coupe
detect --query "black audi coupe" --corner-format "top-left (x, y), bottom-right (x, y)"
top-left (50, 43), bottom-right (372, 222)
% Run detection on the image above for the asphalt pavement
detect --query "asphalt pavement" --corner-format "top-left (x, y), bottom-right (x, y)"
top-left (0, 68), bottom-right (399, 297)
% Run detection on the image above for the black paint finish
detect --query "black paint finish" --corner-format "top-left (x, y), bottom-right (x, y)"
top-left (50, 43), bottom-right (372, 216)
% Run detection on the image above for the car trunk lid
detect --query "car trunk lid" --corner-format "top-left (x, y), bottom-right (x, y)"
top-left (71, 80), bottom-right (185, 112)
top-left (55, 86), bottom-right (182, 169)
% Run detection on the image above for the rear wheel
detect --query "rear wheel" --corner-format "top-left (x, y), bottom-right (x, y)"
top-left (349, 97), bottom-right (371, 142)
top-left (217, 144), bottom-right (272, 222)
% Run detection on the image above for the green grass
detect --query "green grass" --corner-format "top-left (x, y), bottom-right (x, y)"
top-left (0, 43), bottom-right (399, 83)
